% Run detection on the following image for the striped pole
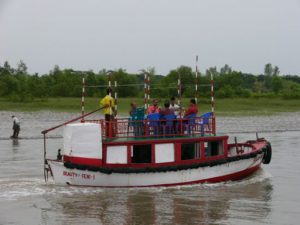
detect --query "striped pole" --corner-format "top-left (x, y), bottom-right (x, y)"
top-left (195, 55), bottom-right (199, 104)
top-left (210, 71), bottom-right (214, 113)
top-left (147, 74), bottom-right (150, 109)
top-left (210, 71), bottom-right (216, 134)
top-left (144, 73), bottom-right (147, 109)
top-left (107, 71), bottom-right (113, 115)
top-left (81, 76), bottom-right (85, 122)
top-left (177, 72), bottom-right (182, 117)
top-left (114, 81), bottom-right (118, 115)
top-left (108, 73), bottom-right (112, 88)
top-left (106, 70), bottom-right (115, 116)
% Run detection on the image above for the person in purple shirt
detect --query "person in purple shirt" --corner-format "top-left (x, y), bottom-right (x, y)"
top-left (160, 101), bottom-right (175, 118)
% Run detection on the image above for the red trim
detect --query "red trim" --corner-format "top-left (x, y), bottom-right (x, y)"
top-left (223, 139), bottom-right (228, 156)
top-left (103, 135), bottom-right (229, 146)
top-left (151, 144), bottom-right (155, 163)
top-left (102, 136), bottom-right (229, 165)
top-left (70, 143), bottom-right (265, 169)
top-left (127, 145), bottom-right (131, 164)
top-left (103, 153), bottom-right (229, 168)
top-left (63, 155), bottom-right (102, 167)
top-left (63, 148), bottom-right (263, 169)
top-left (175, 142), bottom-right (181, 162)
top-left (103, 146), bottom-right (107, 166)
top-left (66, 163), bottom-right (262, 188)
top-left (203, 154), bottom-right (225, 161)
top-left (104, 138), bottom-right (232, 168)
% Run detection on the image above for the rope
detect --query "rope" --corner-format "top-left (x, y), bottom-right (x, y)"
top-left (41, 107), bottom-right (104, 134)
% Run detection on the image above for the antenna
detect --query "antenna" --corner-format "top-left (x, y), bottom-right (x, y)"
top-left (195, 55), bottom-right (199, 104)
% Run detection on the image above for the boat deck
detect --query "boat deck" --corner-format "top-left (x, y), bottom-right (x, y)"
top-left (103, 133), bottom-right (220, 143)
top-left (87, 115), bottom-right (217, 143)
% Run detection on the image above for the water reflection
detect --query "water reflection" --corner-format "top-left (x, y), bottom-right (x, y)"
top-left (12, 138), bottom-right (19, 147)
top-left (123, 191), bottom-right (155, 225)
top-left (3, 111), bottom-right (292, 225)
top-left (46, 175), bottom-right (272, 225)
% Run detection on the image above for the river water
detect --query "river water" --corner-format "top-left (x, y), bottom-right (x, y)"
top-left (0, 111), bottom-right (300, 225)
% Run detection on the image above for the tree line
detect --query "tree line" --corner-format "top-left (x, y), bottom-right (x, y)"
top-left (0, 61), bottom-right (300, 102)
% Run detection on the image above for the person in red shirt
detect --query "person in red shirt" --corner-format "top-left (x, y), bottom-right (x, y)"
top-left (184, 99), bottom-right (198, 117)
top-left (147, 99), bottom-right (161, 114)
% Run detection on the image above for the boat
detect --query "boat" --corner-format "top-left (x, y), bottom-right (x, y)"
top-left (41, 70), bottom-right (272, 187)
top-left (42, 107), bottom-right (272, 188)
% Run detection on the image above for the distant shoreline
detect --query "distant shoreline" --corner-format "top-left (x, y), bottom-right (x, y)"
top-left (1, 97), bottom-right (300, 116)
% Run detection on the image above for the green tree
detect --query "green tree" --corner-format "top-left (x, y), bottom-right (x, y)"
top-left (220, 64), bottom-right (232, 75)
top-left (273, 66), bottom-right (280, 76)
top-left (16, 60), bottom-right (28, 74)
top-left (112, 69), bottom-right (139, 97)
top-left (0, 61), bottom-right (14, 76)
top-left (216, 85), bottom-right (235, 98)
top-left (206, 67), bottom-right (218, 78)
top-left (271, 76), bottom-right (283, 93)
top-left (253, 81), bottom-right (264, 93)
top-left (264, 63), bottom-right (273, 76)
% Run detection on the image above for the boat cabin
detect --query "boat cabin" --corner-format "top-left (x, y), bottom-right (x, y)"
top-left (61, 113), bottom-right (232, 171)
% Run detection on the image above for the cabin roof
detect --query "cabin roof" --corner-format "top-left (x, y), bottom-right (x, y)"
top-left (103, 133), bottom-right (228, 145)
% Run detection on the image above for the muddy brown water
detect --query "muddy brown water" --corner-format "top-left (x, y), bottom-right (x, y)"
top-left (0, 111), bottom-right (300, 225)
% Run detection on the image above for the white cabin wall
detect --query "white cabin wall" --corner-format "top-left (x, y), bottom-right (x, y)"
top-left (155, 143), bottom-right (175, 163)
top-left (107, 146), bottom-right (127, 164)
top-left (63, 123), bottom-right (102, 159)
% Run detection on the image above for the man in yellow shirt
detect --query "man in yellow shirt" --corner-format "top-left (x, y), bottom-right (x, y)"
top-left (100, 88), bottom-right (115, 137)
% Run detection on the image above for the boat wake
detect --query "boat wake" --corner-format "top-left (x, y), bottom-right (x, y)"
top-left (0, 135), bottom-right (62, 141)
top-left (0, 177), bottom-right (106, 201)
top-left (159, 168), bottom-right (273, 190)
top-left (0, 169), bottom-right (272, 200)
top-left (0, 177), bottom-right (47, 200)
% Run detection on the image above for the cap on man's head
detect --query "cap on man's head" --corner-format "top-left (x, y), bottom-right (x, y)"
top-left (11, 115), bottom-right (15, 118)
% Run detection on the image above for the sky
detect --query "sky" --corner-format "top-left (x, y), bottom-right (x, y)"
top-left (0, 0), bottom-right (300, 75)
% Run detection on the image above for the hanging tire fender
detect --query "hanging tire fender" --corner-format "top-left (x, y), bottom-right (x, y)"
top-left (263, 142), bottom-right (272, 164)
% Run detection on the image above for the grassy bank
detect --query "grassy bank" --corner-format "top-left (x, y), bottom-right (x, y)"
top-left (1, 97), bottom-right (300, 116)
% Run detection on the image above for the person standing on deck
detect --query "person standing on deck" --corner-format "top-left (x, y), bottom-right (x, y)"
top-left (100, 88), bottom-right (115, 137)
top-left (184, 99), bottom-right (198, 117)
top-left (129, 102), bottom-right (137, 117)
top-left (169, 96), bottom-right (180, 117)
top-left (129, 102), bottom-right (144, 136)
top-left (147, 99), bottom-right (161, 114)
top-left (11, 115), bottom-right (20, 138)
top-left (160, 101), bottom-right (175, 118)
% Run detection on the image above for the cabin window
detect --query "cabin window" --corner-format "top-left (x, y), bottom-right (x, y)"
top-left (106, 146), bottom-right (127, 164)
top-left (155, 143), bottom-right (175, 163)
top-left (181, 142), bottom-right (200, 160)
top-left (205, 141), bottom-right (224, 157)
top-left (131, 144), bottom-right (152, 163)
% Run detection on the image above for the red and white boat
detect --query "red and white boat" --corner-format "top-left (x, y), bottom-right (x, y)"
top-left (42, 110), bottom-right (272, 187)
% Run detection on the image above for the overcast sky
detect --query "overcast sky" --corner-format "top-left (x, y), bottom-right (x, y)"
top-left (0, 0), bottom-right (299, 75)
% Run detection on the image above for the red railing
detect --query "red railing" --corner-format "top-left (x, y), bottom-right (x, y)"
top-left (85, 116), bottom-right (216, 139)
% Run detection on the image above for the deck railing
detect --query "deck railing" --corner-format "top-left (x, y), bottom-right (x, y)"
top-left (86, 116), bottom-right (216, 139)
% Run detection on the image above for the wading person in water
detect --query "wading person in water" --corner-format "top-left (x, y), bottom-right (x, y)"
top-left (11, 115), bottom-right (20, 138)
top-left (100, 88), bottom-right (115, 137)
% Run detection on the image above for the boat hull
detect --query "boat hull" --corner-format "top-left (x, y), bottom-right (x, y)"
top-left (48, 153), bottom-right (263, 187)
